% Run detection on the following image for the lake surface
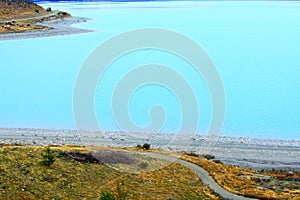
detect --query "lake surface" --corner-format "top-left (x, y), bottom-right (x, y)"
top-left (0, 1), bottom-right (299, 140)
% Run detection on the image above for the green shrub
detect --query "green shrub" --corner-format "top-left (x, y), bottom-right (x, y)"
top-left (35, 9), bottom-right (39, 13)
top-left (142, 143), bottom-right (150, 150)
top-left (100, 189), bottom-right (115, 200)
top-left (201, 154), bottom-right (215, 160)
top-left (46, 7), bottom-right (52, 12)
top-left (99, 183), bottom-right (127, 200)
top-left (137, 143), bottom-right (150, 150)
top-left (40, 147), bottom-right (56, 167)
top-left (213, 159), bottom-right (222, 164)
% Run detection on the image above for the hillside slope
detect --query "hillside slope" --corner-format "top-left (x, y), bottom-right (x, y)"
top-left (0, 0), bottom-right (45, 19)
top-left (0, 0), bottom-right (72, 34)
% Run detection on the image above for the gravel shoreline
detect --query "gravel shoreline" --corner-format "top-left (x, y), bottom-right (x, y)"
top-left (1, 127), bottom-right (299, 171)
top-left (0, 16), bottom-right (93, 41)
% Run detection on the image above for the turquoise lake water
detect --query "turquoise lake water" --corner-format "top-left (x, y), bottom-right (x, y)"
top-left (0, 1), bottom-right (299, 139)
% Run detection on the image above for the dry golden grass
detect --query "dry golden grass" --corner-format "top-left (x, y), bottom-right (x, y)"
top-left (0, 1), bottom-right (46, 34)
top-left (0, 145), bottom-right (218, 199)
top-left (126, 147), bottom-right (300, 199)
top-left (2, 144), bottom-right (298, 199)
top-left (0, 23), bottom-right (46, 34)
top-left (179, 153), bottom-right (300, 200)
top-left (0, 1), bottom-right (45, 19)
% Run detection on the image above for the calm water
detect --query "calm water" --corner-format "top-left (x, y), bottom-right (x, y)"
top-left (0, 1), bottom-right (299, 140)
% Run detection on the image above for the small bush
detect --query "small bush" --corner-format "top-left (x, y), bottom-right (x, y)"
top-left (100, 189), bottom-right (115, 200)
top-left (99, 182), bottom-right (127, 200)
top-left (46, 7), bottom-right (52, 12)
top-left (213, 159), bottom-right (222, 164)
top-left (183, 151), bottom-right (199, 157)
top-left (1, 185), bottom-right (7, 189)
top-left (201, 154), bottom-right (215, 160)
top-left (142, 143), bottom-right (150, 150)
top-left (35, 9), bottom-right (39, 13)
top-left (40, 147), bottom-right (56, 167)
top-left (137, 143), bottom-right (151, 150)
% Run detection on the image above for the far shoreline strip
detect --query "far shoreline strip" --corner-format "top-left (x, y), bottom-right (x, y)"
top-left (0, 17), bottom-right (93, 41)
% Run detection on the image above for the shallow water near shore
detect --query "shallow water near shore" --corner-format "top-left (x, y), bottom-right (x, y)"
top-left (0, 1), bottom-right (299, 140)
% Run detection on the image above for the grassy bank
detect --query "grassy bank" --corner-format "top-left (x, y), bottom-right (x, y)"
top-left (1, 144), bottom-right (299, 199)
top-left (0, 145), bottom-right (217, 199)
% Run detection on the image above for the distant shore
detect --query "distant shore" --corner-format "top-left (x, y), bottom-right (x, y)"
top-left (1, 127), bottom-right (299, 171)
top-left (0, 0), bottom-right (93, 40)
top-left (0, 15), bottom-right (93, 41)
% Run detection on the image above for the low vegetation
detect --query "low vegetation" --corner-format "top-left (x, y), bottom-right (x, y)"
top-left (1, 144), bottom-right (299, 199)
top-left (180, 152), bottom-right (300, 200)
top-left (136, 143), bottom-right (151, 150)
top-left (46, 7), bottom-right (52, 12)
top-left (40, 147), bottom-right (56, 167)
top-left (0, 145), bottom-right (217, 199)
top-left (0, 0), bottom-right (44, 19)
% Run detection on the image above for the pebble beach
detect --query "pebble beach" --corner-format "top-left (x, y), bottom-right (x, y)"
top-left (1, 127), bottom-right (299, 171)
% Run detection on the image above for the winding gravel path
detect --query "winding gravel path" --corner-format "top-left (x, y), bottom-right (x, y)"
top-left (0, 127), bottom-right (293, 199)
top-left (139, 152), bottom-right (257, 200)
top-left (0, 11), bottom-right (57, 23)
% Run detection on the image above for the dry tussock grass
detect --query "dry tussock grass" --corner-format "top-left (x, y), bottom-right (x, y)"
top-left (180, 153), bottom-right (300, 200)
top-left (0, 145), bottom-right (218, 199)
